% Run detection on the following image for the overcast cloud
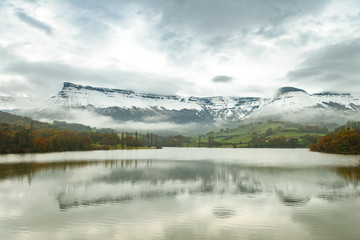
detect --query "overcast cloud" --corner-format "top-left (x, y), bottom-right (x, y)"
top-left (1, 0), bottom-right (360, 100)
top-left (287, 38), bottom-right (360, 91)
top-left (16, 11), bottom-right (53, 35)
top-left (212, 75), bottom-right (234, 83)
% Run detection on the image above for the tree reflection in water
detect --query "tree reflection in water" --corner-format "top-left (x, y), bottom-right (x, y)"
top-left (0, 159), bottom-right (149, 184)
top-left (336, 165), bottom-right (360, 182)
top-left (0, 159), bottom-right (359, 210)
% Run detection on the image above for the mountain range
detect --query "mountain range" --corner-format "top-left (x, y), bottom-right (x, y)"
top-left (1, 82), bottom-right (360, 131)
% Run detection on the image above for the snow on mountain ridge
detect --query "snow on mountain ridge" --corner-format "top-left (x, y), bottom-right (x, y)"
top-left (274, 87), bottom-right (307, 99)
top-left (0, 96), bottom-right (35, 110)
top-left (42, 82), bottom-right (360, 123)
top-left (249, 88), bottom-right (360, 121)
top-left (51, 82), bottom-right (202, 110)
top-left (49, 82), bottom-right (266, 119)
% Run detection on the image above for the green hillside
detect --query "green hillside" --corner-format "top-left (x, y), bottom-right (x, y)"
top-left (1, 111), bottom-right (329, 149)
top-left (0, 111), bottom-right (92, 132)
top-left (198, 121), bottom-right (328, 147)
top-left (0, 111), bottom-right (50, 129)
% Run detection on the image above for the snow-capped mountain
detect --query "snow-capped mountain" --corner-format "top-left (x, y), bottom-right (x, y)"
top-left (3, 82), bottom-right (360, 128)
top-left (0, 96), bottom-right (15, 110)
top-left (0, 96), bottom-right (34, 111)
top-left (47, 82), bottom-right (266, 123)
top-left (252, 87), bottom-right (360, 120)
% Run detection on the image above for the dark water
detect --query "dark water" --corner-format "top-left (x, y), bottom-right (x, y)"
top-left (0, 148), bottom-right (359, 240)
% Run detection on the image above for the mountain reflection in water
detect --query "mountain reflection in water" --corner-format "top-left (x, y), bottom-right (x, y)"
top-left (1, 159), bottom-right (358, 210)
top-left (1, 148), bottom-right (360, 240)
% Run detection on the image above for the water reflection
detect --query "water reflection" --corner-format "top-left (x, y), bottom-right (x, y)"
top-left (57, 162), bottom-right (360, 210)
top-left (1, 149), bottom-right (360, 240)
top-left (0, 159), bottom-right (155, 184)
top-left (336, 166), bottom-right (360, 181)
top-left (213, 207), bottom-right (236, 219)
top-left (0, 160), bottom-right (120, 184)
top-left (276, 190), bottom-right (311, 206)
top-left (2, 159), bottom-right (358, 210)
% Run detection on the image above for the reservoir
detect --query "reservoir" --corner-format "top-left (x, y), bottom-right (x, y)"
top-left (0, 148), bottom-right (359, 240)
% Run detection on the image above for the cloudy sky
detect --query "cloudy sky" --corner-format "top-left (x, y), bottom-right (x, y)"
top-left (1, 0), bottom-right (360, 100)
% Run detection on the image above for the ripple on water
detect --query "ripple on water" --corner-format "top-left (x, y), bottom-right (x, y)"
top-left (0, 148), bottom-right (360, 240)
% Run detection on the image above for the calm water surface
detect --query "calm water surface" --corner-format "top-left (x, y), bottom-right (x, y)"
top-left (0, 148), bottom-right (360, 240)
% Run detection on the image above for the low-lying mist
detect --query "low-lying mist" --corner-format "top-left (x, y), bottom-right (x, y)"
top-left (31, 108), bottom-right (215, 135)
top-left (16, 106), bottom-right (359, 135)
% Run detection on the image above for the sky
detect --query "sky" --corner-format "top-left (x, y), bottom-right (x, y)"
top-left (1, 0), bottom-right (360, 101)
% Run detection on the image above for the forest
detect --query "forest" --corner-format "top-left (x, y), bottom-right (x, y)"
top-left (248, 133), bottom-right (321, 148)
top-left (311, 121), bottom-right (360, 154)
top-left (0, 122), bottom-right (148, 154)
top-left (190, 121), bottom-right (327, 148)
top-left (0, 110), bottom-right (343, 154)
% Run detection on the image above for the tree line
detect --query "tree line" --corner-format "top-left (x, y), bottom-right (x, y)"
top-left (311, 121), bottom-right (360, 154)
top-left (0, 120), bottom-right (205, 154)
top-left (0, 122), bottom-right (149, 154)
top-left (248, 132), bottom-right (320, 148)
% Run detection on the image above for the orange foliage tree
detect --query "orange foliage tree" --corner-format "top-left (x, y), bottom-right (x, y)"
top-left (311, 129), bottom-right (360, 154)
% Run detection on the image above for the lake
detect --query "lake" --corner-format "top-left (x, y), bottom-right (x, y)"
top-left (0, 148), bottom-right (360, 240)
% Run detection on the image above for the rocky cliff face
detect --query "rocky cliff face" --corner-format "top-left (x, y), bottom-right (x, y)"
top-left (47, 82), bottom-right (266, 123)
top-left (3, 82), bottom-right (360, 127)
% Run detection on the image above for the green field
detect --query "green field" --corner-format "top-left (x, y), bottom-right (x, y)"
top-left (196, 121), bottom-right (328, 147)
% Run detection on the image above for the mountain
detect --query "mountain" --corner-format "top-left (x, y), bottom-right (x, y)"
top-left (0, 110), bottom-right (51, 129)
top-left (0, 96), bottom-right (34, 110)
top-left (2, 82), bottom-right (360, 130)
top-left (0, 110), bottom-right (94, 132)
top-left (46, 82), bottom-right (265, 123)
top-left (252, 87), bottom-right (360, 117)
top-left (0, 110), bottom-right (122, 133)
